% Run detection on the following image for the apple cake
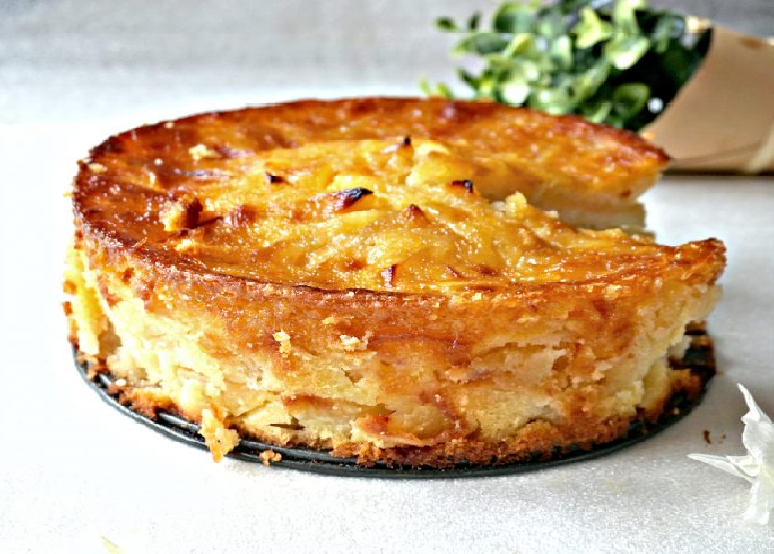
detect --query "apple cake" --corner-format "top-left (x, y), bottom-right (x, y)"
top-left (64, 97), bottom-right (725, 467)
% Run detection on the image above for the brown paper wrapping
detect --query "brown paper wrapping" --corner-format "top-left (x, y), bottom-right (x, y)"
top-left (644, 23), bottom-right (774, 174)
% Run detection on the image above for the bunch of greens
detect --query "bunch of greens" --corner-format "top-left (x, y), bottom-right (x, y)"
top-left (422, 0), bottom-right (711, 131)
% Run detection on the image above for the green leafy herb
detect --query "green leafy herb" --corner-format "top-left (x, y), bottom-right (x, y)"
top-left (424, 0), bottom-right (711, 131)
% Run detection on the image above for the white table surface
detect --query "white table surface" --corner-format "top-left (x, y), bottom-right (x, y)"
top-left (1, 102), bottom-right (773, 554)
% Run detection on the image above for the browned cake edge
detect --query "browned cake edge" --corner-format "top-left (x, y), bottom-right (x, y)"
top-left (68, 327), bottom-right (713, 469)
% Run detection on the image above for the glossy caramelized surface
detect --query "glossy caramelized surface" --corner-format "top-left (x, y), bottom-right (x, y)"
top-left (72, 97), bottom-right (717, 294)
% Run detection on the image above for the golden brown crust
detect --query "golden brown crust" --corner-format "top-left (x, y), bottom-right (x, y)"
top-left (65, 98), bottom-right (725, 467)
top-left (73, 97), bottom-right (677, 296)
top-left (66, 228), bottom-right (722, 466)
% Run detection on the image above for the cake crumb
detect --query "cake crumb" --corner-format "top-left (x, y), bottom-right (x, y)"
top-left (189, 143), bottom-right (219, 161)
top-left (339, 334), bottom-right (362, 351)
top-left (175, 238), bottom-right (196, 252)
top-left (200, 409), bottom-right (240, 462)
top-left (273, 331), bottom-right (292, 354)
top-left (273, 330), bottom-right (290, 341)
top-left (160, 196), bottom-right (203, 231)
top-left (260, 450), bottom-right (283, 466)
top-left (604, 284), bottom-right (623, 299)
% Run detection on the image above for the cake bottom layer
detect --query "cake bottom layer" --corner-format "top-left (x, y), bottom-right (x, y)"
top-left (70, 325), bottom-right (714, 469)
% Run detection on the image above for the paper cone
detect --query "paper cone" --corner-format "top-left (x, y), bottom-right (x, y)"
top-left (644, 23), bottom-right (774, 174)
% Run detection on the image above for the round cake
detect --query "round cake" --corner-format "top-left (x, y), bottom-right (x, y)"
top-left (64, 97), bottom-right (725, 467)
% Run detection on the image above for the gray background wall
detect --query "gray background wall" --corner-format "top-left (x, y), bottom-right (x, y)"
top-left (1, 0), bottom-right (772, 125)
top-left (651, 0), bottom-right (772, 34)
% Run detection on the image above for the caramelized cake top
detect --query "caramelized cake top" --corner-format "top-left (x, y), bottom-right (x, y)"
top-left (73, 97), bottom-right (722, 294)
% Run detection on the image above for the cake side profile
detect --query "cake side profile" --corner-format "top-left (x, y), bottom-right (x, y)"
top-left (64, 98), bottom-right (724, 466)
